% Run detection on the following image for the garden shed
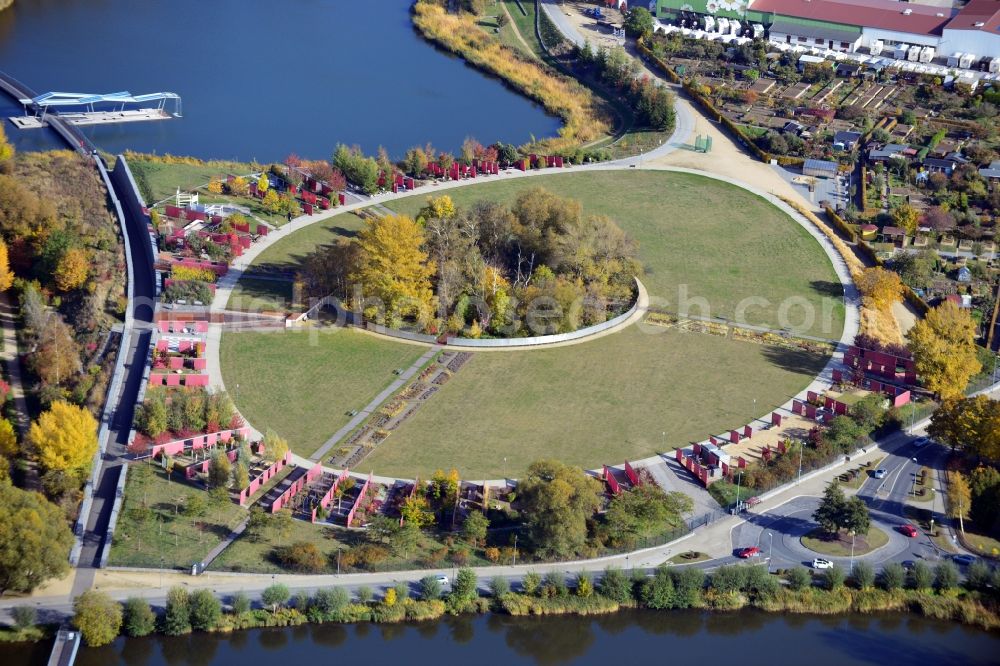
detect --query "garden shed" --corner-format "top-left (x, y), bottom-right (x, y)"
top-left (802, 159), bottom-right (839, 178)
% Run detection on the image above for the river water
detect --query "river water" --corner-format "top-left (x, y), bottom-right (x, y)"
top-left (3, 610), bottom-right (998, 666)
top-left (0, 0), bottom-right (560, 160)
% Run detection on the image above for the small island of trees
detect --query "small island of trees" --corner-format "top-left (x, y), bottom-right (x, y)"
top-left (302, 188), bottom-right (640, 337)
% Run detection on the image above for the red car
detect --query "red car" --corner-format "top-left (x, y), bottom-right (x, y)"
top-left (736, 546), bottom-right (761, 558)
top-left (899, 524), bottom-right (918, 538)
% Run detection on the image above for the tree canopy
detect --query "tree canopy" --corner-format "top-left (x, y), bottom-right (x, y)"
top-left (0, 482), bottom-right (74, 594)
top-left (906, 301), bottom-right (981, 399)
top-left (518, 459), bottom-right (603, 558)
top-left (29, 400), bottom-right (97, 474)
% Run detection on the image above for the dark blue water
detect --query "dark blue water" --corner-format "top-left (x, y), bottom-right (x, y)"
top-left (4, 610), bottom-right (998, 666)
top-left (0, 0), bottom-right (560, 160)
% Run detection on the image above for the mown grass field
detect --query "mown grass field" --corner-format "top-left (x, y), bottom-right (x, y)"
top-left (384, 171), bottom-right (845, 339)
top-left (360, 324), bottom-right (829, 479)
top-left (227, 277), bottom-right (294, 313)
top-left (220, 328), bottom-right (424, 457)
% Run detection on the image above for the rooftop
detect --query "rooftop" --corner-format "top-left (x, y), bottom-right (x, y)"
top-left (944, 0), bottom-right (1000, 33)
top-left (749, 0), bottom-right (954, 36)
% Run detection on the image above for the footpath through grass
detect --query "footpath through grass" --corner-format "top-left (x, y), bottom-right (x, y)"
top-left (220, 328), bottom-right (424, 457)
top-left (361, 324), bottom-right (829, 479)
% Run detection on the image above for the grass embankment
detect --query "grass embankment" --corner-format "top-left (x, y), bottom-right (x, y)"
top-left (412, 1), bottom-right (612, 151)
top-left (801, 527), bottom-right (889, 557)
top-left (219, 328), bottom-right (424, 457)
top-left (125, 153), bottom-right (291, 227)
top-left (363, 325), bottom-right (828, 479)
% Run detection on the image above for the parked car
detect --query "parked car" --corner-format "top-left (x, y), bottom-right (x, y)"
top-left (736, 546), bottom-right (761, 558)
top-left (913, 437), bottom-right (930, 447)
top-left (953, 554), bottom-right (977, 566)
top-left (899, 524), bottom-right (918, 538)
top-left (873, 468), bottom-right (888, 479)
top-left (435, 575), bottom-right (450, 588)
top-left (901, 560), bottom-right (916, 571)
top-left (812, 558), bottom-right (833, 569)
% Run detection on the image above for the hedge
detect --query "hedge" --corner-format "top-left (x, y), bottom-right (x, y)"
top-left (823, 206), bottom-right (859, 243)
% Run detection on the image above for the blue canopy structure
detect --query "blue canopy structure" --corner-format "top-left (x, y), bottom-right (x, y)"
top-left (30, 90), bottom-right (182, 116)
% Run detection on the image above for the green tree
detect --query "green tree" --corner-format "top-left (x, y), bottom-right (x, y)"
top-left (72, 591), bottom-right (122, 647)
top-left (813, 482), bottom-right (848, 534)
top-left (787, 566), bottom-right (812, 591)
top-left (880, 562), bottom-right (906, 591)
top-left (122, 597), bottom-right (156, 637)
top-left (163, 587), bottom-right (191, 635)
top-left (521, 572), bottom-right (541, 596)
top-left (518, 459), bottom-right (603, 558)
top-left (605, 484), bottom-right (692, 544)
top-left (261, 583), bottom-right (290, 612)
top-left (640, 566), bottom-right (676, 609)
top-left (852, 561), bottom-right (875, 590)
top-left (489, 576), bottom-right (510, 598)
top-left (907, 301), bottom-right (982, 399)
top-left (207, 451), bottom-right (231, 489)
top-left (842, 497), bottom-right (871, 535)
top-left (823, 565), bottom-right (845, 590)
top-left (230, 591), bottom-right (251, 615)
top-left (189, 589), bottom-right (222, 631)
top-left (598, 566), bottom-right (633, 603)
top-left (0, 483), bottom-right (73, 594)
top-left (419, 575), bottom-right (442, 601)
top-left (911, 561), bottom-right (933, 590)
top-left (231, 459), bottom-right (249, 491)
top-left (462, 511), bottom-right (489, 547)
top-left (452, 567), bottom-right (478, 601)
top-left (11, 606), bottom-right (36, 630)
top-left (891, 202), bottom-right (920, 236)
top-left (934, 561), bottom-right (960, 591)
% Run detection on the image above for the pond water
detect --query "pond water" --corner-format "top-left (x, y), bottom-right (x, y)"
top-left (4, 609), bottom-right (999, 666)
top-left (0, 0), bottom-right (560, 160)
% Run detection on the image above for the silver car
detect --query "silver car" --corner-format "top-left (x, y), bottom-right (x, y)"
top-left (873, 468), bottom-right (888, 479)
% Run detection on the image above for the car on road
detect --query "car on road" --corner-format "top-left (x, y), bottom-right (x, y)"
top-left (435, 575), bottom-right (450, 588)
top-left (953, 554), bottom-right (977, 566)
top-left (913, 437), bottom-right (930, 447)
top-left (902, 560), bottom-right (916, 571)
top-left (899, 524), bottom-right (918, 538)
top-left (812, 558), bottom-right (833, 569)
top-left (736, 547), bottom-right (761, 558)
top-left (873, 468), bottom-right (888, 479)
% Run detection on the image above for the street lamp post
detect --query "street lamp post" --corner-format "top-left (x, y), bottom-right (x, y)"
top-left (513, 534), bottom-right (518, 566)
top-left (797, 441), bottom-right (804, 485)
top-left (767, 532), bottom-right (773, 572)
top-left (850, 530), bottom-right (856, 571)
top-left (735, 471), bottom-right (742, 512)
top-left (503, 457), bottom-right (507, 480)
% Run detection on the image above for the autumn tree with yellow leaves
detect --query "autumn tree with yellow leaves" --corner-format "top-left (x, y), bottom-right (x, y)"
top-left (54, 247), bottom-right (89, 291)
top-left (907, 301), bottom-right (982, 399)
top-left (0, 238), bottom-right (12, 292)
top-left (350, 214), bottom-right (436, 325)
top-left (856, 267), bottom-right (903, 312)
top-left (29, 400), bottom-right (98, 474)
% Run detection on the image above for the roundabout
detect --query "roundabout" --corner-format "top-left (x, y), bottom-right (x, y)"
top-left (217, 168), bottom-right (856, 480)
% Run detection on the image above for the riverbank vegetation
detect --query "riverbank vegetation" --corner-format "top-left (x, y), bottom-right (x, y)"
top-left (300, 189), bottom-right (639, 336)
top-left (58, 557), bottom-right (1000, 648)
top-left (412, 1), bottom-right (612, 152)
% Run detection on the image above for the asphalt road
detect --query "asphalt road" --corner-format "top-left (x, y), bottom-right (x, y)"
top-left (732, 433), bottom-right (950, 572)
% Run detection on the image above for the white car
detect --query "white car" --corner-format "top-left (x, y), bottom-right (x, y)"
top-left (812, 558), bottom-right (833, 569)
top-left (873, 468), bottom-right (888, 479)
top-left (435, 575), bottom-right (450, 588)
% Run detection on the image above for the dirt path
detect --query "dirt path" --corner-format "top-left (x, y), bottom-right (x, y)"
top-left (500, 1), bottom-right (538, 59)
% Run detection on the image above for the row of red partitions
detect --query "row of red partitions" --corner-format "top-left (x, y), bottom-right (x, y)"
top-left (601, 460), bottom-right (642, 496)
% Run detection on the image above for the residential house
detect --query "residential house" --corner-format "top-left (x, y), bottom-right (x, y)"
top-left (833, 130), bottom-right (862, 151)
